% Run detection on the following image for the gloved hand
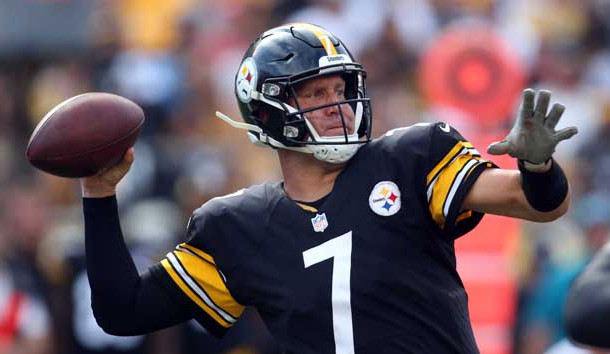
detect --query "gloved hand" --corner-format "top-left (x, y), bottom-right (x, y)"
top-left (487, 89), bottom-right (578, 164)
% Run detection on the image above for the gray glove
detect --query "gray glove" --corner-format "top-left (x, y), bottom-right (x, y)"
top-left (487, 89), bottom-right (578, 164)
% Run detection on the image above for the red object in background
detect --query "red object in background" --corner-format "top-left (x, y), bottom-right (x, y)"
top-left (418, 24), bottom-right (526, 128)
top-left (457, 131), bottom-right (520, 354)
top-left (0, 292), bottom-right (24, 350)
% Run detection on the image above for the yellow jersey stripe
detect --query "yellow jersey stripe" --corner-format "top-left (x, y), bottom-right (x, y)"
top-left (456, 210), bottom-right (473, 223)
top-left (429, 156), bottom-right (484, 228)
top-left (179, 243), bottom-right (215, 265)
top-left (426, 141), bottom-right (473, 185)
top-left (161, 258), bottom-right (234, 328)
top-left (164, 253), bottom-right (239, 323)
top-left (443, 159), bottom-right (482, 220)
top-left (161, 249), bottom-right (245, 326)
top-left (292, 23), bottom-right (338, 56)
top-left (172, 250), bottom-right (243, 318)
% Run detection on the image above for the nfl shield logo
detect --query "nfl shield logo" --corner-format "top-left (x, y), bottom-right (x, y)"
top-left (311, 213), bottom-right (329, 233)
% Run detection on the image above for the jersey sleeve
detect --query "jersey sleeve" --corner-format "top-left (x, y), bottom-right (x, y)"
top-left (150, 206), bottom-right (245, 337)
top-left (419, 123), bottom-right (497, 238)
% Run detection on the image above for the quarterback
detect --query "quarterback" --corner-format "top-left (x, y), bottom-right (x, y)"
top-left (80, 24), bottom-right (577, 353)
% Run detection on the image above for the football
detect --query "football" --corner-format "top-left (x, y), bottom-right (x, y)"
top-left (26, 92), bottom-right (145, 178)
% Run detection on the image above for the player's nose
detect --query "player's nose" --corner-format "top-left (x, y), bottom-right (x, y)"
top-left (322, 92), bottom-right (341, 115)
top-left (324, 102), bottom-right (339, 116)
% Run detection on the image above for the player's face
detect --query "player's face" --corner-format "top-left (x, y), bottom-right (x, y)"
top-left (291, 74), bottom-right (355, 137)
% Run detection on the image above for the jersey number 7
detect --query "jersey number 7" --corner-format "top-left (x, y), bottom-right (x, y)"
top-left (303, 231), bottom-right (354, 354)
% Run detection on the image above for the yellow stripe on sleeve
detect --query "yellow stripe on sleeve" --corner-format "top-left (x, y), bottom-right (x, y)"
top-left (160, 249), bottom-right (245, 327)
top-left (429, 155), bottom-right (484, 228)
top-left (426, 141), bottom-right (473, 185)
top-left (179, 243), bottom-right (215, 264)
top-left (456, 210), bottom-right (473, 223)
top-left (160, 258), bottom-right (232, 328)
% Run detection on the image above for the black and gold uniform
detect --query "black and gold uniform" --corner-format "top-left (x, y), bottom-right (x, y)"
top-left (150, 122), bottom-right (495, 354)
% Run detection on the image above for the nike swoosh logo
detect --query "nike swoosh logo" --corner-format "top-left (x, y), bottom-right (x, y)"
top-left (439, 123), bottom-right (450, 133)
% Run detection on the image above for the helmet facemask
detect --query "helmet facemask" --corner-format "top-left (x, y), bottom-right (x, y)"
top-left (257, 63), bottom-right (372, 163)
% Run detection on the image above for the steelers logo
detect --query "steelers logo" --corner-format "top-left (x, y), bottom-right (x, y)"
top-left (236, 57), bottom-right (257, 103)
top-left (369, 181), bottom-right (401, 216)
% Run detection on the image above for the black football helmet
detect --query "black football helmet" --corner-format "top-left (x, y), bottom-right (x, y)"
top-left (216, 23), bottom-right (372, 163)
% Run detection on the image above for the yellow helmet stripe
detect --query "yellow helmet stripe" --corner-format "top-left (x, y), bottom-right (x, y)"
top-left (291, 23), bottom-right (338, 56)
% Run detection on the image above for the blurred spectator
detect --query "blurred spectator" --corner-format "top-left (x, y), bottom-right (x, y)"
top-left (27, 60), bottom-right (93, 128)
top-left (0, 261), bottom-right (52, 354)
top-left (103, 50), bottom-right (185, 136)
top-left (576, 105), bottom-right (610, 195)
top-left (37, 200), bottom-right (182, 354)
top-left (531, 40), bottom-right (603, 161)
top-left (113, 0), bottom-right (198, 52)
top-left (357, 17), bottom-right (419, 135)
top-left (285, 0), bottom-right (385, 56)
top-left (0, 218), bottom-right (52, 354)
top-left (389, 0), bottom-right (439, 53)
top-left (0, 72), bottom-right (17, 185)
top-left (3, 179), bottom-right (52, 297)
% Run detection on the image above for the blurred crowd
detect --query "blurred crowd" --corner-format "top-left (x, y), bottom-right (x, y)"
top-left (1, 0), bottom-right (610, 353)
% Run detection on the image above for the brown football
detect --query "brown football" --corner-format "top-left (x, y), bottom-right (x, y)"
top-left (26, 92), bottom-right (145, 178)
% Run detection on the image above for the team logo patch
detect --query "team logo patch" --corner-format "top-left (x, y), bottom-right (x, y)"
top-left (311, 213), bottom-right (329, 232)
top-left (236, 57), bottom-right (257, 103)
top-left (369, 181), bottom-right (401, 216)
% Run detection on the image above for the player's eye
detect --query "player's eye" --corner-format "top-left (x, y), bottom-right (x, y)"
top-left (303, 89), bottom-right (326, 100)
top-left (301, 92), bottom-right (313, 99)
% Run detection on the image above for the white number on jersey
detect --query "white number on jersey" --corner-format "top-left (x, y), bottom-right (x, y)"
top-left (303, 231), bottom-right (354, 354)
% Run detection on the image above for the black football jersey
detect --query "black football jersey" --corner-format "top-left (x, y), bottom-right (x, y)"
top-left (151, 122), bottom-right (496, 354)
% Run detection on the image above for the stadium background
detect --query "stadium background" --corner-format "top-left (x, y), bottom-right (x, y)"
top-left (1, 0), bottom-right (609, 353)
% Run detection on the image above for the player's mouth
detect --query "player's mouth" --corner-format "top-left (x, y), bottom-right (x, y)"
top-left (324, 125), bottom-right (354, 136)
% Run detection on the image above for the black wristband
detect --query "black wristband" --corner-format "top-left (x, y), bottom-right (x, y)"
top-left (518, 158), bottom-right (568, 212)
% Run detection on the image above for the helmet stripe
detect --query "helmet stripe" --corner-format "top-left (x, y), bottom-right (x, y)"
top-left (291, 23), bottom-right (338, 56)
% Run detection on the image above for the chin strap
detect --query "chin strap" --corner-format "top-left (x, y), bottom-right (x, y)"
top-left (215, 111), bottom-right (310, 153)
top-left (216, 110), bottom-right (362, 164)
top-left (215, 111), bottom-right (263, 134)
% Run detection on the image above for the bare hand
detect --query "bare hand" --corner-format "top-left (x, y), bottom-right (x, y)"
top-left (80, 148), bottom-right (135, 198)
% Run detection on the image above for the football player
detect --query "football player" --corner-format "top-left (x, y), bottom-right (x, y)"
top-left (80, 23), bottom-right (577, 353)
top-left (565, 242), bottom-right (610, 348)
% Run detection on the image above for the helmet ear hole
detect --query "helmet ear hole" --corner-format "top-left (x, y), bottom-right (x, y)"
top-left (256, 107), bottom-right (269, 124)
top-left (257, 98), bottom-right (310, 144)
